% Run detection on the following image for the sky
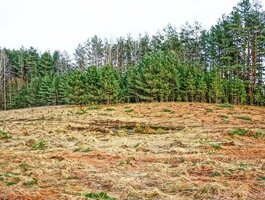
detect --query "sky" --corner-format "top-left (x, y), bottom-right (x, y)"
top-left (0, 0), bottom-right (265, 54)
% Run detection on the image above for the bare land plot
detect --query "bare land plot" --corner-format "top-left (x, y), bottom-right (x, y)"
top-left (0, 103), bottom-right (264, 199)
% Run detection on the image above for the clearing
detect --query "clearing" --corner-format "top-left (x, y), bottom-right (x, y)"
top-left (0, 103), bottom-right (264, 200)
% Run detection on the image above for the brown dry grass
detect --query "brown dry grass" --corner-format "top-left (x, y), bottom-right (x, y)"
top-left (0, 102), bottom-right (264, 200)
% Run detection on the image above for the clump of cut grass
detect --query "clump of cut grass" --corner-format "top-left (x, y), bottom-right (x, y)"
top-left (229, 128), bottom-right (248, 136)
top-left (0, 130), bottom-right (12, 140)
top-left (85, 191), bottom-right (116, 200)
top-left (217, 103), bottom-right (233, 109)
top-left (31, 140), bottom-right (46, 150)
top-left (235, 116), bottom-right (252, 121)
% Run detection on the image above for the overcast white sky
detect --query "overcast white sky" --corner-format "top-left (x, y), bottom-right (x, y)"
top-left (0, 0), bottom-right (264, 54)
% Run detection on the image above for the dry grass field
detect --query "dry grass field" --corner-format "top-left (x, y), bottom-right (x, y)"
top-left (0, 103), bottom-right (264, 200)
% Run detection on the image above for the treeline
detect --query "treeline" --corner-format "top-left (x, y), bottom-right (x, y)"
top-left (0, 0), bottom-right (265, 110)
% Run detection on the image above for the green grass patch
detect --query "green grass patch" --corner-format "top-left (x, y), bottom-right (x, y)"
top-left (0, 130), bottom-right (12, 140)
top-left (211, 143), bottom-right (222, 149)
top-left (235, 116), bottom-right (252, 121)
top-left (85, 191), bottom-right (116, 200)
top-left (118, 160), bottom-right (131, 166)
top-left (219, 115), bottom-right (228, 119)
top-left (217, 103), bottom-right (233, 109)
top-left (105, 108), bottom-right (115, 111)
top-left (23, 178), bottom-right (38, 187)
top-left (237, 162), bottom-right (248, 171)
top-left (206, 108), bottom-right (213, 113)
top-left (210, 171), bottom-right (222, 177)
top-left (32, 140), bottom-right (47, 150)
top-left (6, 181), bottom-right (19, 186)
top-left (74, 147), bottom-right (92, 153)
top-left (162, 108), bottom-right (173, 113)
top-left (124, 109), bottom-right (134, 113)
top-left (88, 105), bottom-right (100, 110)
top-left (253, 131), bottom-right (264, 139)
top-left (257, 176), bottom-right (265, 181)
top-left (76, 109), bottom-right (87, 115)
top-left (229, 128), bottom-right (248, 136)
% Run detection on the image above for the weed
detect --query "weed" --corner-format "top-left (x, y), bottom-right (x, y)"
top-left (6, 181), bottom-right (19, 186)
top-left (73, 147), bottom-right (81, 152)
top-left (5, 177), bottom-right (20, 186)
top-left (32, 140), bottom-right (46, 150)
top-left (156, 128), bottom-right (165, 134)
top-left (162, 108), bottom-right (175, 114)
top-left (219, 115), bottom-right (228, 119)
top-left (211, 143), bottom-right (222, 149)
top-left (235, 116), bottom-right (252, 121)
top-left (206, 108), bottom-right (213, 113)
top-left (65, 176), bottom-right (80, 180)
top-left (253, 131), bottom-right (264, 139)
top-left (217, 103), bottom-right (233, 109)
top-left (76, 109), bottom-right (87, 115)
top-left (257, 176), bottom-right (265, 181)
top-left (82, 147), bottom-right (92, 153)
top-left (210, 171), bottom-right (222, 177)
top-left (179, 157), bottom-right (185, 163)
top-left (118, 159), bottom-right (131, 166)
top-left (74, 147), bottom-right (92, 153)
top-left (105, 108), bottom-right (115, 111)
top-left (23, 178), bottom-right (38, 187)
top-left (0, 130), bottom-right (12, 140)
top-left (124, 109), bottom-right (134, 113)
top-left (219, 115), bottom-right (230, 124)
top-left (88, 105), bottom-right (100, 110)
top-left (85, 191), bottom-right (116, 200)
top-left (237, 162), bottom-right (248, 171)
top-left (133, 143), bottom-right (141, 148)
top-left (229, 128), bottom-right (248, 136)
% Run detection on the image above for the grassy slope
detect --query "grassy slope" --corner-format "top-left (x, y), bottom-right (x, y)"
top-left (0, 102), bottom-right (264, 200)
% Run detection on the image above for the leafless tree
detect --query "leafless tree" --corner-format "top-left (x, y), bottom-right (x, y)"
top-left (0, 49), bottom-right (11, 110)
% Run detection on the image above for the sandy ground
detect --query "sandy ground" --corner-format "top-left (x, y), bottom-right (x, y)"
top-left (0, 102), bottom-right (264, 200)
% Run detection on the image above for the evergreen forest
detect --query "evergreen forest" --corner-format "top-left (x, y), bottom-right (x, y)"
top-left (0, 0), bottom-right (265, 110)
